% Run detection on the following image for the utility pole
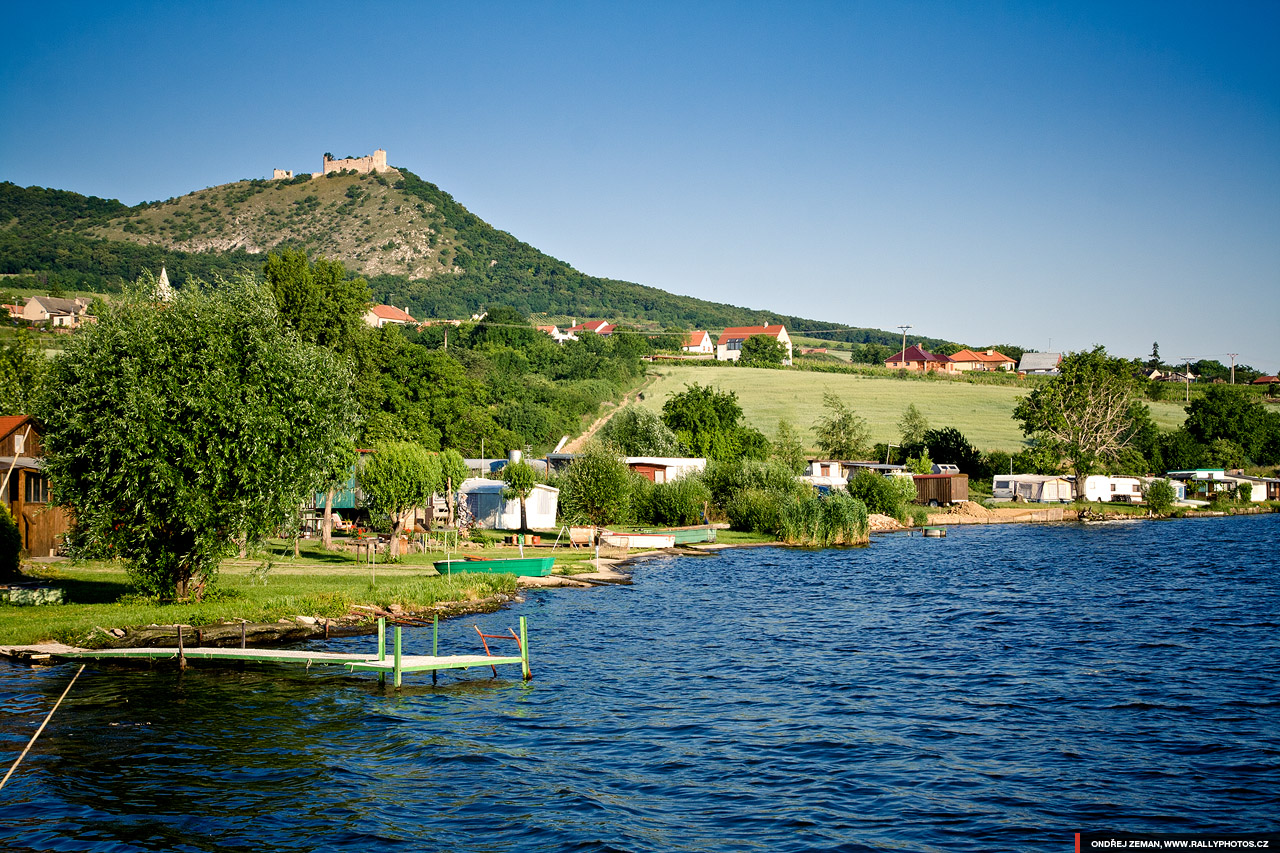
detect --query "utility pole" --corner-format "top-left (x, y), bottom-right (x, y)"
top-left (897, 325), bottom-right (912, 362)
top-left (1180, 357), bottom-right (1193, 402)
top-left (1228, 353), bottom-right (1238, 384)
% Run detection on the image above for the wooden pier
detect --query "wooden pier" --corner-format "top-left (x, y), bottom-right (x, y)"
top-left (23, 616), bottom-right (530, 689)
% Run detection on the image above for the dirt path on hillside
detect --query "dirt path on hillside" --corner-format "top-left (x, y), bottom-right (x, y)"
top-left (562, 379), bottom-right (653, 453)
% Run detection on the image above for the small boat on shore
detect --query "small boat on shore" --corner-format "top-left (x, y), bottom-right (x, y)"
top-left (639, 525), bottom-right (717, 544)
top-left (600, 531), bottom-right (677, 549)
top-left (433, 556), bottom-right (557, 576)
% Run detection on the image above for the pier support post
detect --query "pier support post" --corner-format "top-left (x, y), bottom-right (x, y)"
top-left (394, 626), bottom-right (403, 688)
top-left (519, 616), bottom-right (531, 681)
top-left (432, 614), bottom-right (438, 686)
top-left (377, 617), bottom-right (386, 686)
top-left (177, 624), bottom-right (186, 670)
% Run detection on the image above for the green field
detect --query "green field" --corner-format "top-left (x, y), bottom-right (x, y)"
top-left (636, 365), bottom-right (1189, 452)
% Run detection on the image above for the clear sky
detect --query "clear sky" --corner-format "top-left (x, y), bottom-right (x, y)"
top-left (3, 1), bottom-right (1278, 370)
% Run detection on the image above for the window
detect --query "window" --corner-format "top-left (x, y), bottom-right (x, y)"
top-left (25, 474), bottom-right (49, 504)
top-left (13, 433), bottom-right (23, 454)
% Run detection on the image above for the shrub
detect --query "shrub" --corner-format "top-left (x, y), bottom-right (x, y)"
top-left (778, 492), bottom-right (868, 546)
top-left (846, 471), bottom-right (917, 522)
top-left (556, 441), bottom-right (633, 526)
top-left (1145, 478), bottom-right (1176, 514)
top-left (726, 488), bottom-right (784, 536)
top-left (703, 458), bottom-right (807, 510)
top-left (0, 505), bottom-right (21, 580)
top-left (637, 476), bottom-right (711, 527)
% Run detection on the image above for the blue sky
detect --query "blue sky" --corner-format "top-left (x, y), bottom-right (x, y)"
top-left (3, 1), bottom-right (1277, 370)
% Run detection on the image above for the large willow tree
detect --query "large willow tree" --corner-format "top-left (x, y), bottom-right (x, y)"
top-left (36, 273), bottom-right (358, 598)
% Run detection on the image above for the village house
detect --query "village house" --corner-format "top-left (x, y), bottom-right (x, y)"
top-left (537, 325), bottom-right (578, 344)
top-left (363, 304), bottom-right (416, 328)
top-left (885, 344), bottom-right (955, 373)
top-left (565, 320), bottom-right (615, 337)
top-left (716, 324), bottom-right (792, 364)
top-left (1017, 352), bottom-right (1064, 375)
top-left (682, 330), bottom-right (713, 354)
top-left (1, 415), bottom-right (69, 557)
top-left (18, 296), bottom-right (94, 329)
top-left (948, 348), bottom-right (1017, 372)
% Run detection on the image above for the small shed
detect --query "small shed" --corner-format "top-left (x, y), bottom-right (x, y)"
top-left (457, 478), bottom-right (559, 530)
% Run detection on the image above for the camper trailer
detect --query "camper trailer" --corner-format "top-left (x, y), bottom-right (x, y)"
top-left (991, 474), bottom-right (1074, 503)
top-left (1083, 475), bottom-right (1143, 503)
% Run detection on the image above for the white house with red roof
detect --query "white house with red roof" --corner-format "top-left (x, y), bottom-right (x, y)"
top-left (886, 344), bottom-right (956, 373)
top-left (565, 319), bottom-right (615, 337)
top-left (682, 330), bottom-right (713, 354)
top-left (537, 324), bottom-right (578, 344)
top-left (716, 324), bottom-right (792, 364)
top-left (948, 348), bottom-right (1016, 372)
top-left (363, 304), bottom-right (416, 328)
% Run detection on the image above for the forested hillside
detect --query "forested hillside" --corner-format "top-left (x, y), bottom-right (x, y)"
top-left (0, 175), bottom-right (949, 349)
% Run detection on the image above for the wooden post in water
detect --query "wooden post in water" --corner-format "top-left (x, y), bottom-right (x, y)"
top-left (177, 624), bottom-right (186, 670)
top-left (432, 614), bottom-right (439, 685)
top-left (377, 617), bottom-right (386, 686)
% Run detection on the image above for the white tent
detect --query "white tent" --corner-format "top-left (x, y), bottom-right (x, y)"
top-left (457, 478), bottom-right (559, 530)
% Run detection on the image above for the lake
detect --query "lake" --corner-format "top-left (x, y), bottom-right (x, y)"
top-left (2, 515), bottom-right (1277, 852)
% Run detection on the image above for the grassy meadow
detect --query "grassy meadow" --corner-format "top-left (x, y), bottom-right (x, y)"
top-left (636, 364), bottom-right (1189, 452)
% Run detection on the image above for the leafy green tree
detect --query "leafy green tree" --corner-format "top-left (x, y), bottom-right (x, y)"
top-left (438, 449), bottom-right (470, 525)
top-left (0, 328), bottom-right (47, 415)
top-left (812, 393), bottom-right (871, 460)
top-left (598, 407), bottom-right (686, 456)
top-left (905, 450), bottom-right (933, 475)
top-left (739, 334), bottom-right (787, 368)
top-left (1012, 347), bottom-right (1145, 496)
top-left (847, 470), bottom-right (916, 521)
top-left (661, 383), bottom-right (769, 461)
top-left (557, 441), bottom-right (633, 526)
top-left (921, 427), bottom-right (983, 474)
top-left (359, 442), bottom-right (441, 558)
top-left (37, 274), bottom-right (357, 598)
top-left (501, 460), bottom-right (538, 532)
top-left (1159, 428), bottom-right (1206, 471)
top-left (898, 403), bottom-right (929, 447)
top-left (771, 419), bottom-right (808, 474)
top-left (1184, 385), bottom-right (1277, 464)
top-left (1145, 478), bottom-right (1176, 515)
top-left (263, 249), bottom-right (371, 356)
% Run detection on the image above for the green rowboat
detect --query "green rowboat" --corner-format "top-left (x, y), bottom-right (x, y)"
top-left (433, 556), bottom-right (557, 577)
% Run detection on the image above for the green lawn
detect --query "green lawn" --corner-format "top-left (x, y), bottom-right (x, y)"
top-left (637, 364), bottom-right (1188, 452)
top-left (1, 538), bottom-right (603, 647)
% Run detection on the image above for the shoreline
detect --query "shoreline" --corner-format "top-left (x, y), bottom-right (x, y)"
top-left (2, 505), bottom-right (1272, 664)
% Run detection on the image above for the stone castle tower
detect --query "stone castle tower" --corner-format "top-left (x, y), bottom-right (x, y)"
top-left (321, 149), bottom-right (390, 176)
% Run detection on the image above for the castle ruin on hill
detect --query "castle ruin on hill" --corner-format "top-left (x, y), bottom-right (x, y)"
top-left (270, 149), bottom-right (392, 181)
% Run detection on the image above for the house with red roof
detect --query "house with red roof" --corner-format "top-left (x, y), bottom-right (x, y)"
top-left (363, 304), bottom-right (416, 329)
top-left (565, 320), bottom-right (615, 337)
top-left (948, 348), bottom-right (1017, 372)
top-left (886, 345), bottom-right (956, 373)
top-left (682, 330), bottom-right (713, 354)
top-left (716, 324), bottom-right (792, 364)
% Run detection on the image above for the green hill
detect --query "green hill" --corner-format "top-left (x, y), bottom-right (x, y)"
top-left (1, 170), bottom-right (958, 349)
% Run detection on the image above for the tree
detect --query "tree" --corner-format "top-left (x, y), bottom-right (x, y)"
top-left (771, 419), bottom-right (808, 474)
top-left (598, 406), bottom-right (686, 456)
top-left (1184, 385), bottom-right (1277, 464)
top-left (263, 249), bottom-right (371, 356)
top-left (739, 334), bottom-right (787, 368)
top-left (1147, 341), bottom-right (1162, 371)
top-left (438, 449), bottom-right (470, 526)
top-left (1012, 347), bottom-right (1145, 497)
top-left (557, 441), bottom-right (634, 526)
top-left (1145, 478), bottom-right (1176, 515)
top-left (661, 383), bottom-right (769, 461)
top-left (0, 328), bottom-right (46, 415)
top-left (358, 442), bottom-right (441, 558)
top-left (0, 505), bottom-right (21, 582)
top-left (813, 393), bottom-right (871, 460)
top-left (501, 460), bottom-right (538, 532)
top-left (921, 427), bottom-right (982, 474)
top-left (898, 403), bottom-right (929, 447)
top-left (37, 274), bottom-right (358, 598)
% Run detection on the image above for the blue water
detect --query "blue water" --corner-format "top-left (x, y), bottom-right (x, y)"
top-left (2, 515), bottom-right (1278, 852)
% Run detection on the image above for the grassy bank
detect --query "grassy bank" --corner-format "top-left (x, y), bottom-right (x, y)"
top-left (0, 539), bottom-right (610, 647)
top-left (637, 364), bottom-right (1189, 452)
